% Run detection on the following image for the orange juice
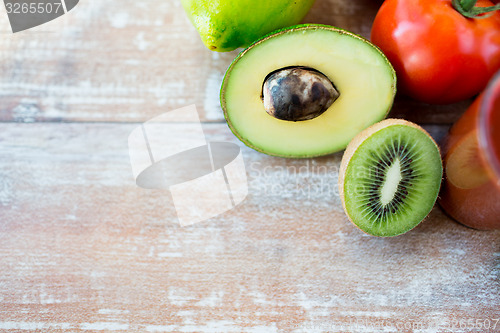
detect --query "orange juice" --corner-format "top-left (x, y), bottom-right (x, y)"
top-left (439, 71), bottom-right (500, 230)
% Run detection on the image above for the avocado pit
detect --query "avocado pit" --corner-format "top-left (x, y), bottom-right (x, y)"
top-left (262, 66), bottom-right (339, 121)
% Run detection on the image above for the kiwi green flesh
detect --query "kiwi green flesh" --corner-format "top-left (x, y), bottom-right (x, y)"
top-left (221, 24), bottom-right (396, 158)
top-left (343, 125), bottom-right (443, 237)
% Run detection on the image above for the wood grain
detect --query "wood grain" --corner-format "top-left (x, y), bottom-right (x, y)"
top-left (0, 0), bottom-right (498, 332)
top-left (0, 0), bottom-right (469, 124)
top-left (0, 123), bottom-right (499, 332)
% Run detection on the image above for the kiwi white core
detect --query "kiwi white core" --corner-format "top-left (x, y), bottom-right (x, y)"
top-left (340, 120), bottom-right (444, 237)
top-left (380, 158), bottom-right (402, 205)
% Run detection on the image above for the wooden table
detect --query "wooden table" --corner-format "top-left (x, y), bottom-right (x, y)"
top-left (0, 0), bottom-right (498, 332)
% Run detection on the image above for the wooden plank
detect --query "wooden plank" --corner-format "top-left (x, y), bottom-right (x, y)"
top-left (0, 0), bottom-right (469, 124)
top-left (0, 123), bottom-right (498, 331)
top-left (303, 0), bottom-right (382, 38)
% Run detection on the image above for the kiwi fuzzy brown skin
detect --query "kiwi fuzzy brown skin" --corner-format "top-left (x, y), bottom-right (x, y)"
top-left (338, 118), bottom-right (442, 237)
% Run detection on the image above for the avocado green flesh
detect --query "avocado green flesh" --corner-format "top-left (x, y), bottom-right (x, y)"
top-left (343, 125), bottom-right (443, 237)
top-left (221, 25), bottom-right (396, 157)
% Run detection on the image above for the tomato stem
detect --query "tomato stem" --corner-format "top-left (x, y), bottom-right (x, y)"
top-left (452, 0), bottom-right (500, 18)
top-left (460, 0), bottom-right (477, 11)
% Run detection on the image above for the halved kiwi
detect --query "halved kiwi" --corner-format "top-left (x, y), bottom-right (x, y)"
top-left (338, 119), bottom-right (443, 237)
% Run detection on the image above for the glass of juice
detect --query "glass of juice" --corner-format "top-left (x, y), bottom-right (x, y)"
top-left (439, 70), bottom-right (500, 230)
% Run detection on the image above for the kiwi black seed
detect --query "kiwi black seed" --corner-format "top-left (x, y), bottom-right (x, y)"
top-left (338, 119), bottom-right (443, 237)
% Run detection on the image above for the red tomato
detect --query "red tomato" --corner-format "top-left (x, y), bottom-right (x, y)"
top-left (371, 0), bottom-right (500, 104)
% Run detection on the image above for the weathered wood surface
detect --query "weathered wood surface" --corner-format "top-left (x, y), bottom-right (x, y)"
top-left (0, 0), bottom-right (498, 332)
top-left (0, 0), bottom-right (469, 124)
top-left (0, 123), bottom-right (499, 332)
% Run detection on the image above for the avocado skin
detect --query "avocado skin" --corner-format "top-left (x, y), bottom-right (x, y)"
top-left (181, 0), bottom-right (316, 52)
top-left (220, 24), bottom-right (398, 158)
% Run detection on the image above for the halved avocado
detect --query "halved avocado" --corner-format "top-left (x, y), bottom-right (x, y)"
top-left (220, 24), bottom-right (397, 158)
